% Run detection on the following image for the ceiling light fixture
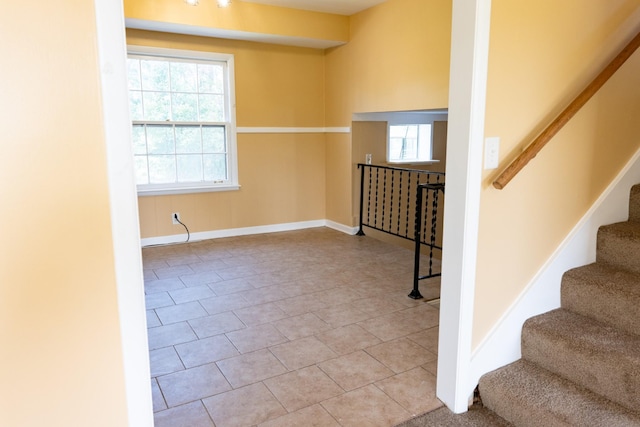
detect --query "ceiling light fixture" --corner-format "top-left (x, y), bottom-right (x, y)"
top-left (184, 0), bottom-right (199, 5)
top-left (184, 0), bottom-right (230, 6)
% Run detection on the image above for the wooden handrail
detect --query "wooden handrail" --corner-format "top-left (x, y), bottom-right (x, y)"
top-left (493, 30), bottom-right (640, 190)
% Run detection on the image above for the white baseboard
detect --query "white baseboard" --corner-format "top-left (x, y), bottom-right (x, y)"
top-left (140, 219), bottom-right (355, 246)
top-left (469, 145), bottom-right (640, 388)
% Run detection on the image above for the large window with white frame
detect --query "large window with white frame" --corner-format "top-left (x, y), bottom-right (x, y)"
top-left (127, 47), bottom-right (238, 195)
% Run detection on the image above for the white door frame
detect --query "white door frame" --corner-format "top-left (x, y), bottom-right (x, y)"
top-left (437, 0), bottom-right (492, 413)
top-left (94, 0), bottom-right (154, 425)
top-left (94, 0), bottom-right (492, 423)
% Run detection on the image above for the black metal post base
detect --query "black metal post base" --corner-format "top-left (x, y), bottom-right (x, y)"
top-left (356, 229), bottom-right (365, 236)
top-left (408, 289), bottom-right (424, 300)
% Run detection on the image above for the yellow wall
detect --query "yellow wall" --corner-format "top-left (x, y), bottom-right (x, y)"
top-left (0, 2), bottom-right (128, 426)
top-left (474, 0), bottom-right (640, 347)
top-left (127, 30), bottom-right (327, 238)
top-left (325, 0), bottom-right (452, 226)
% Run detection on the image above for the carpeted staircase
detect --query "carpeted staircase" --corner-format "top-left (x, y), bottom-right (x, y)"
top-left (478, 184), bottom-right (640, 426)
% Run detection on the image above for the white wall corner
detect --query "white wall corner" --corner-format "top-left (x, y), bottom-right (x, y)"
top-left (469, 145), bottom-right (640, 388)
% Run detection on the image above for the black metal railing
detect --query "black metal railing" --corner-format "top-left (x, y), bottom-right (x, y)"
top-left (409, 182), bottom-right (444, 299)
top-left (357, 163), bottom-right (444, 300)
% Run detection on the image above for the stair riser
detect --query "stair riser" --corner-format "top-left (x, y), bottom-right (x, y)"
top-left (628, 184), bottom-right (640, 222)
top-left (480, 361), bottom-right (640, 427)
top-left (522, 320), bottom-right (640, 411)
top-left (597, 227), bottom-right (640, 274)
top-left (561, 270), bottom-right (640, 337)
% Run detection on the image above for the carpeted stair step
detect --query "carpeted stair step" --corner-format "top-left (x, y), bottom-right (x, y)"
top-left (561, 262), bottom-right (640, 336)
top-left (628, 184), bottom-right (640, 222)
top-left (521, 308), bottom-right (640, 412)
top-left (479, 359), bottom-right (640, 427)
top-left (597, 221), bottom-right (640, 274)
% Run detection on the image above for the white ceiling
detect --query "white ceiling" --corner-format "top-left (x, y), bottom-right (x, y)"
top-left (240, 0), bottom-right (387, 15)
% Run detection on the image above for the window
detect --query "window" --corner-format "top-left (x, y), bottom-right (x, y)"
top-left (127, 47), bottom-right (238, 195)
top-left (387, 124), bottom-right (433, 163)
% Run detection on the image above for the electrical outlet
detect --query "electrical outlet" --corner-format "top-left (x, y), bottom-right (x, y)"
top-left (172, 212), bottom-right (180, 224)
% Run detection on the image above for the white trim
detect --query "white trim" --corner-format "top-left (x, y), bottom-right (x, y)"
top-left (237, 127), bottom-right (350, 134)
top-left (437, 0), bottom-right (492, 413)
top-left (141, 219), bottom-right (356, 246)
top-left (469, 144), bottom-right (640, 389)
top-left (137, 184), bottom-right (241, 196)
top-left (94, 1), bottom-right (153, 426)
top-left (325, 220), bottom-right (359, 235)
top-left (125, 18), bottom-right (347, 50)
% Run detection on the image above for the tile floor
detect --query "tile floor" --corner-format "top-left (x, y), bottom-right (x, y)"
top-left (144, 227), bottom-right (442, 427)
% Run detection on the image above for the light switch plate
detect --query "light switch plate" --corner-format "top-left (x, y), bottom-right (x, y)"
top-left (484, 137), bottom-right (500, 170)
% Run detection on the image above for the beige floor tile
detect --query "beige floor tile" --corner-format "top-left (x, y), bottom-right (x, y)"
top-left (321, 384), bottom-right (411, 427)
top-left (217, 349), bottom-right (288, 388)
top-left (234, 302), bottom-right (289, 326)
top-left (318, 350), bottom-right (393, 391)
top-left (199, 293), bottom-right (250, 315)
top-left (270, 336), bottom-right (337, 370)
top-left (188, 312), bottom-right (245, 339)
top-left (356, 296), bottom-right (407, 316)
top-left (155, 301), bottom-right (208, 325)
top-left (144, 229), bottom-right (441, 427)
top-left (275, 294), bottom-right (328, 316)
top-left (226, 323), bottom-right (289, 354)
top-left (258, 404), bottom-right (341, 427)
top-left (264, 366), bottom-right (343, 412)
top-left (157, 362), bottom-right (231, 407)
top-left (273, 313), bottom-right (331, 340)
top-left (202, 382), bottom-right (286, 427)
top-left (313, 304), bottom-right (372, 328)
top-left (151, 379), bottom-right (166, 412)
top-left (375, 367), bottom-right (442, 416)
top-left (148, 322), bottom-right (198, 350)
top-left (315, 324), bottom-right (382, 355)
top-left (175, 335), bottom-right (239, 368)
top-left (407, 326), bottom-right (439, 354)
top-left (366, 337), bottom-right (437, 373)
top-left (154, 401), bottom-right (214, 427)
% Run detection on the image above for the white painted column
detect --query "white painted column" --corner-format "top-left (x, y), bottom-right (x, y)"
top-left (437, 0), bottom-right (492, 413)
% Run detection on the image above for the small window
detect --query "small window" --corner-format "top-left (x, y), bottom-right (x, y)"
top-left (387, 124), bottom-right (432, 163)
top-left (127, 47), bottom-right (238, 195)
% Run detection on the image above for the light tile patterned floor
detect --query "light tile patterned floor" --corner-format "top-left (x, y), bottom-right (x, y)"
top-left (144, 227), bottom-right (442, 427)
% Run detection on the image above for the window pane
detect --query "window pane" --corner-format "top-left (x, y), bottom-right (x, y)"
top-left (175, 126), bottom-right (201, 154)
top-left (147, 126), bottom-right (174, 155)
top-left (204, 154), bottom-right (227, 181)
top-left (171, 93), bottom-right (198, 122)
top-left (171, 62), bottom-right (197, 93)
top-left (177, 155), bottom-right (203, 182)
top-left (134, 156), bottom-right (149, 184)
top-left (148, 155), bottom-right (176, 183)
top-left (127, 59), bottom-right (141, 90)
top-left (141, 60), bottom-right (170, 91)
top-left (199, 94), bottom-right (225, 122)
top-left (129, 91), bottom-right (143, 121)
top-left (202, 126), bottom-right (226, 152)
top-left (131, 125), bottom-right (147, 155)
top-left (143, 92), bottom-right (171, 121)
top-left (198, 64), bottom-right (223, 94)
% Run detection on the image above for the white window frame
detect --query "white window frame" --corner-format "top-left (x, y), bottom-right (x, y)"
top-left (127, 46), bottom-right (239, 196)
top-left (386, 122), bottom-right (435, 165)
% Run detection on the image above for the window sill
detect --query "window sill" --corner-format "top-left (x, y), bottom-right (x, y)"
top-left (387, 160), bottom-right (441, 166)
top-left (137, 184), bottom-right (241, 197)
